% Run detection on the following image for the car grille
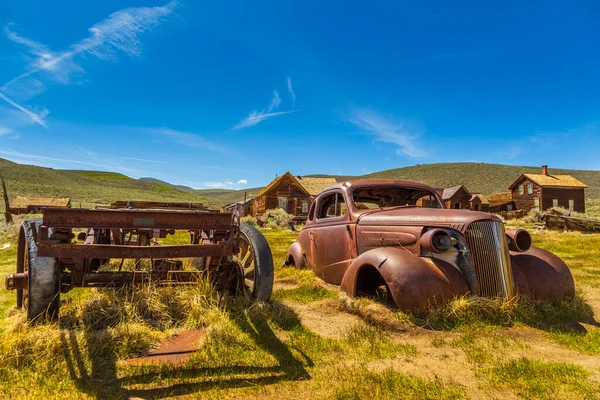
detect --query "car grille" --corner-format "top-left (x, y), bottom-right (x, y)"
top-left (464, 220), bottom-right (514, 298)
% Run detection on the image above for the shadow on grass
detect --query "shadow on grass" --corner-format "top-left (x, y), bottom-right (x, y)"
top-left (60, 301), bottom-right (311, 399)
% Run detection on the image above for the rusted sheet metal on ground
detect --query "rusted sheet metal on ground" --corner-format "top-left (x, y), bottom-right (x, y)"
top-left (125, 329), bottom-right (205, 366)
top-left (42, 208), bottom-right (233, 230)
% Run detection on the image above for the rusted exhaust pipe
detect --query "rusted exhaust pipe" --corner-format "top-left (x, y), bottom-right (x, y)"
top-left (506, 229), bottom-right (532, 252)
top-left (5, 272), bottom-right (28, 291)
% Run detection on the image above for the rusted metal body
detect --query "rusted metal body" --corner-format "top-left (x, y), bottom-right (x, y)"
top-left (285, 179), bottom-right (575, 310)
top-left (5, 205), bottom-right (274, 322)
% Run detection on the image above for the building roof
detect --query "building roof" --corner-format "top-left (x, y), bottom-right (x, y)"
top-left (296, 176), bottom-right (338, 196)
top-left (441, 185), bottom-right (471, 200)
top-left (254, 172), bottom-right (337, 198)
top-left (254, 172), bottom-right (310, 198)
top-left (470, 193), bottom-right (489, 204)
top-left (10, 196), bottom-right (71, 208)
top-left (224, 197), bottom-right (254, 209)
top-left (487, 192), bottom-right (513, 206)
top-left (509, 174), bottom-right (588, 189)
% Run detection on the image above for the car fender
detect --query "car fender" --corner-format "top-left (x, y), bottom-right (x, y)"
top-left (285, 241), bottom-right (306, 269)
top-left (340, 247), bottom-right (470, 310)
top-left (510, 246), bottom-right (575, 300)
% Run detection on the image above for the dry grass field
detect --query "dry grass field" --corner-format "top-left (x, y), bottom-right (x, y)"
top-left (0, 218), bottom-right (599, 399)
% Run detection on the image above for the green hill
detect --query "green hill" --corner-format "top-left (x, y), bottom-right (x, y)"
top-left (363, 163), bottom-right (600, 198)
top-left (0, 158), bottom-right (221, 212)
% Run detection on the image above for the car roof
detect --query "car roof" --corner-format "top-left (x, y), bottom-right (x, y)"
top-left (321, 179), bottom-right (438, 193)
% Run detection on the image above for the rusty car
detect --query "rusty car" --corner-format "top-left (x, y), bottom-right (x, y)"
top-left (4, 203), bottom-right (273, 322)
top-left (285, 180), bottom-right (574, 310)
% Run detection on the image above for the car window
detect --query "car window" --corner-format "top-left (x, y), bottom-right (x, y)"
top-left (317, 192), bottom-right (346, 219)
top-left (308, 202), bottom-right (316, 220)
top-left (352, 186), bottom-right (441, 209)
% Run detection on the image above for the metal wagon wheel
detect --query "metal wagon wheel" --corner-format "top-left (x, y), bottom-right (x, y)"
top-left (17, 219), bottom-right (61, 322)
top-left (234, 224), bottom-right (274, 301)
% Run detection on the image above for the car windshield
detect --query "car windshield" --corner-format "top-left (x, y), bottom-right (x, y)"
top-left (352, 186), bottom-right (441, 209)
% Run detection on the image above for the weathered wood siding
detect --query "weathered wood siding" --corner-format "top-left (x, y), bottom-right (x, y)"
top-left (541, 187), bottom-right (585, 213)
top-left (511, 178), bottom-right (541, 211)
top-left (253, 174), bottom-right (311, 217)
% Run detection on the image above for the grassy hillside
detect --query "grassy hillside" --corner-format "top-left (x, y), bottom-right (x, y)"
top-left (0, 158), bottom-right (222, 212)
top-left (363, 163), bottom-right (600, 198)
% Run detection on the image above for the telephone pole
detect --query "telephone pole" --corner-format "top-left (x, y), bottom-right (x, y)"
top-left (1, 176), bottom-right (13, 224)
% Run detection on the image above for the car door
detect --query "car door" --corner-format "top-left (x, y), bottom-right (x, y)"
top-left (309, 190), bottom-right (353, 285)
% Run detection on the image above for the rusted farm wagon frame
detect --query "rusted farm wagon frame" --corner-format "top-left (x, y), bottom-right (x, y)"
top-left (4, 207), bottom-right (274, 322)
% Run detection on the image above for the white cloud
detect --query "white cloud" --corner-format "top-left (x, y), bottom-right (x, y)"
top-left (143, 127), bottom-right (228, 153)
top-left (237, 179), bottom-right (247, 185)
top-left (233, 110), bottom-right (296, 129)
top-left (234, 86), bottom-right (297, 129)
top-left (0, 127), bottom-right (11, 135)
top-left (0, 92), bottom-right (48, 128)
top-left (1, 1), bottom-right (176, 126)
top-left (287, 77), bottom-right (295, 105)
top-left (204, 181), bottom-right (234, 188)
top-left (346, 108), bottom-right (427, 158)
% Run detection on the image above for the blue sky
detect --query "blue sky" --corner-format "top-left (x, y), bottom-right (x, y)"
top-left (0, 1), bottom-right (599, 189)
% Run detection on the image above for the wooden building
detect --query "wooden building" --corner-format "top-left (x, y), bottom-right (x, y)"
top-left (223, 197), bottom-right (254, 217)
top-left (508, 166), bottom-right (587, 213)
top-left (253, 172), bottom-right (336, 217)
top-left (488, 193), bottom-right (516, 213)
top-left (469, 193), bottom-right (490, 212)
top-left (9, 196), bottom-right (71, 214)
top-left (441, 185), bottom-right (472, 209)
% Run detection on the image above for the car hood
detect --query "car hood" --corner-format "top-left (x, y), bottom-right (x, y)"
top-left (356, 207), bottom-right (499, 233)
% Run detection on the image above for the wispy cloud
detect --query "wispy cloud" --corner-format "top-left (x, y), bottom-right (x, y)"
top-left (0, 149), bottom-right (142, 174)
top-left (233, 110), bottom-right (296, 129)
top-left (1, 1), bottom-right (176, 127)
top-left (287, 77), bottom-right (295, 105)
top-left (0, 127), bottom-right (11, 135)
top-left (237, 179), bottom-right (247, 185)
top-left (346, 108), bottom-right (427, 157)
top-left (204, 181), bottom-right (234, 188)
top-left (234, 81), bottom-right (297, 129)
top-left (0, 92), bottom-right (48, 128)
top-left (123, 156), bottom-right (169, 164)
top-left (144, 127), bottom-right (228, 153)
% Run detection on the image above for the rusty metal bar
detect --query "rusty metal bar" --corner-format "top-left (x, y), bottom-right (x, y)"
top-left (41, 208), bottom-right (233, 230)
top-left (77, 270), bottom-right (203, 286)
top-left (38, 242), bottom-right (233, 259)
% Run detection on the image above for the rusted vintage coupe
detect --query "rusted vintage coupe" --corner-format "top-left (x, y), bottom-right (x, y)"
top-left (285, 180), bottom-right (574, 310)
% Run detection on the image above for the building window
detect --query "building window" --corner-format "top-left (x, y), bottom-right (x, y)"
top-left (519, 184), bottom-right (524, 195)
top-left (278, 196), bottom-right (287, 210)
top-left (534, 198), bottom-right (540, 212)
top-left (302, 202), bottom-right (309, 214)
top-left (527, 184), bottom-right (533, 195)
top-left (569, 199), bottom-right (574, 211)
top-left (553, 199), bottom-right (558, 208)
top-left (507, 204), bottom-right (513, 211)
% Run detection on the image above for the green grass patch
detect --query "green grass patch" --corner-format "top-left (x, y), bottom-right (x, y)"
top-left (272, 284), bottom-right (337, 303)
top-left (331, 366), bottom-right (466, 400)
top-left (486, 357), bottom-right (598, 400)
top-left (549, 328), bottom-right (600, 355)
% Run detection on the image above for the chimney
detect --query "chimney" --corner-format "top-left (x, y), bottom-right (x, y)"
top-left (542, 165), bottom-right (548, 176)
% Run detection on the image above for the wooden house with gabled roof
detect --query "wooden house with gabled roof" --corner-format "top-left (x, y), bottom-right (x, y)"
top-left (253, 172), bottom-right (337, 217)
top-left (508, 165), bottom-right (587, 213)
top-left (9, 196), bottom-right (71, 215)
top-left (441, 185), bottom-right (472, 210)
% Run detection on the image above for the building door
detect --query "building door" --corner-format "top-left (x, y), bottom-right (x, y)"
top-left (569, 199), bottom-right (574, 211)
top-left (278, 196), bottom-right (287, 210)
top-left (474, 204), bottom-right (479, 211)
